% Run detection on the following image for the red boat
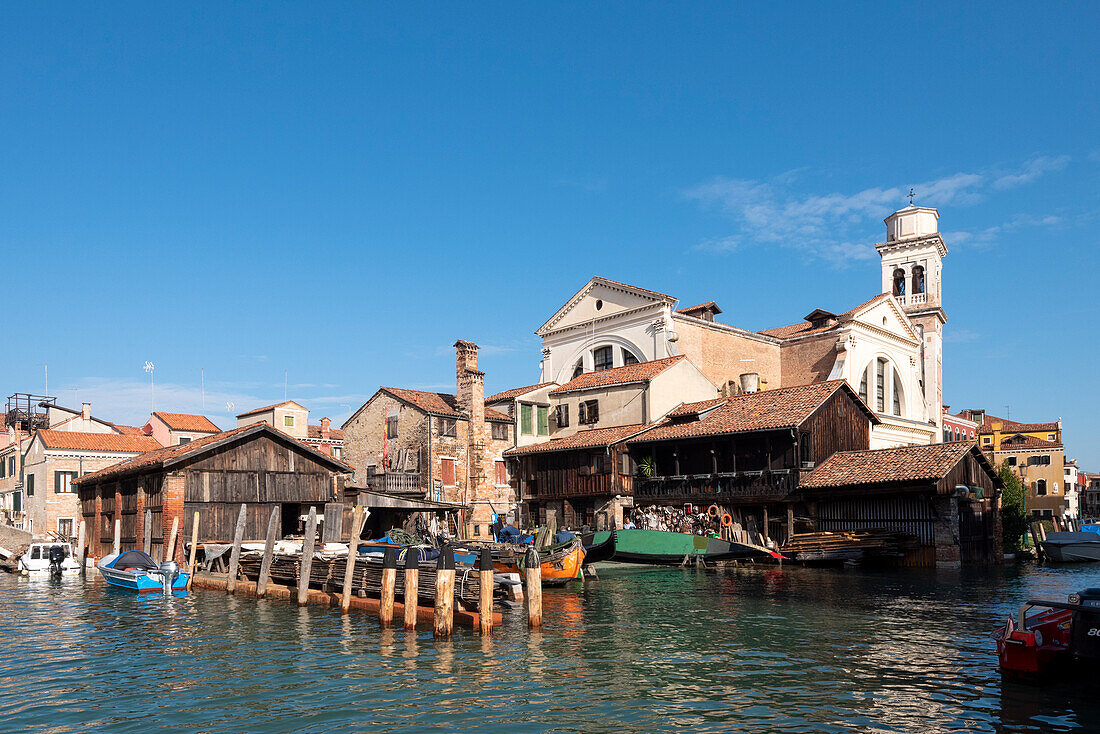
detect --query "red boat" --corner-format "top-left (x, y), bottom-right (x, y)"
top-left (993, 587), bottom-right (1100, 679)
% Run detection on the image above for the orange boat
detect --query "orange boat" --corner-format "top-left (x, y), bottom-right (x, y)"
top-left (493, 538), bottom-right (585, 586)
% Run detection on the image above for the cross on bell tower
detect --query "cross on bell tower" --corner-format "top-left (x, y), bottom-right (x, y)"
top-left (907, 188), bottom-right (915, 205)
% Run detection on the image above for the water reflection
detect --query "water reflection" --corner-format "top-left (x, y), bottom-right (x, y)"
top-left (2, 565), bottom-right (1099, 732)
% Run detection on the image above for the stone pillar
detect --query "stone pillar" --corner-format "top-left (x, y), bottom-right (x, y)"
top-left (932, 493), bottom-right (961, 567)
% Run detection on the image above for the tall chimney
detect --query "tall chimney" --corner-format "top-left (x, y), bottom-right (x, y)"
top-left (454, 340), bottom-right (487, 514)
top-left (81, 402), bottom-right (91, 421)
top-left (320, 416), bottom-right (331, 440)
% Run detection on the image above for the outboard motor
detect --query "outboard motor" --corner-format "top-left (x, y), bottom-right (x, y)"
top-left (47, 546), bottom-right (66, 577)
top-left (1069, 588), bottom-right (1100, 663)
top-left (156, 561), bottom-right (180, 596)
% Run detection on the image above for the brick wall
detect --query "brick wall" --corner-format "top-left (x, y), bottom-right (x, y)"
top-left (672, 316), bottom-right (782, 391)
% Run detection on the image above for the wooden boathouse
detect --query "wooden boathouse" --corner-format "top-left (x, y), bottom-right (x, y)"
top-left (798, 442), bottom-right (1003, 566)
top-left (74, 423), bottom-right (354, 563)
top-left (624, 381), bottom-right (878, 543)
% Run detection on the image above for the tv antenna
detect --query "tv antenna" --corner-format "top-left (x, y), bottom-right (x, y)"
top-left (143, 362), bottom-right (155, 413)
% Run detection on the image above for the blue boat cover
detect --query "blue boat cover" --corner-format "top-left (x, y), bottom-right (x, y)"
top-left (1081, 525), bottom-right (1100, 535)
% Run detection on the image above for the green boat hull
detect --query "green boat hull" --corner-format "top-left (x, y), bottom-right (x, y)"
top-left (587, 529), bottom-right (768, 565)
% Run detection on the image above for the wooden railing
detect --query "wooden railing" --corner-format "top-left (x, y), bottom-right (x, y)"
top-left (362, 473), bottom-right (424, 495)
top-left (635, 470), bottom-right (798, 502)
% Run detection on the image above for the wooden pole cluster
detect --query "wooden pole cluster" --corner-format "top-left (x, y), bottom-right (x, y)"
top-left (434, 545), bottom-right (456, 639)
top-left (403, 548), bottom-right (419, 631)
top-left (379, 547), bottom-right (398, 627)
top-left (479, 547), bottom-right (494, 636)
top-left (525, 546), bottom-right (542, 629)
top-left (298, 506), bottom-right (318, 606)
top-left (257, 506), bottom-right (279, 598)
top-left (227, 504), bottom-right (247, 594)
top-left (340, 506), bottom-right (368, 613)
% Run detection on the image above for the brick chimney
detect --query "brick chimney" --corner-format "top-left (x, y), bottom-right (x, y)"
top-left (455, 340), bottom-right (487, 506)
top-left (81, 402), bottom-right (91, 420)
top-left (320, 416), bottom-right (331, 440)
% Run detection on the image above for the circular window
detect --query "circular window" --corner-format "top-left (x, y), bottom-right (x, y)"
top-left (595, 299), bottom-right (603, 311)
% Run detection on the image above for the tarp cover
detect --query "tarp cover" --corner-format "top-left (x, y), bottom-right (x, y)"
top-left (108, 550), bottom-right (159, 570)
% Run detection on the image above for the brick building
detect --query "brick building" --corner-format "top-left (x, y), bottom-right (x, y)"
top-left (142, 411), bottom-right (221, 446)
top-left (342, 341), bottom-right (516, 538)
top-left (236, 400), bottom-right (346, 459)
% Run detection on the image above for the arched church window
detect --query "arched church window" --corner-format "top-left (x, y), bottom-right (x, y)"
top-left (592, 346), bottom-right (614, 372)
top-left (622, 349), bottom-right (640, 366)
top-left (572, 359), bottom-right (584, 379)
top-left (892, 370), bottom-right (903, 416)
top-left (893, 268), bottom-right (906, 297)
top-left (912, 265), bottom-right (926, 295)
top-left (859, 371), bottom-right (868, 403)
top-left (875, 358), bottom-right (887, 412)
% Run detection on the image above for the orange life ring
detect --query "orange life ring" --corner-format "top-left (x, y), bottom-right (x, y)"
top-left (720, 513), bottom-right (733, 528)
top-left (707, 504), bottom-right (720, 518)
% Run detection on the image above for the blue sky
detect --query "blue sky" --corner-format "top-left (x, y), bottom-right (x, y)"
top-left (3, 3), bottom-right (1098, 466)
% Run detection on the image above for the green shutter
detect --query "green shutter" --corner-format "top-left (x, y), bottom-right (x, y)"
top-left (520, 404), bottom-right (533, 435)
top-left (12, 491), bottom-right (20, 512)
top-left (55, 472), bottom-right (61, 493)
top-left (26, 474), bottom-right (34, 496)
top-left (537, 406), bottom-right (549, 436)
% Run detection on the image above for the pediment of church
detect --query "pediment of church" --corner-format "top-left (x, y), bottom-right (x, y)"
top-left (536, 277), bottom-right (675, 336)
top-left (847, 295), bottom-right (920, 343)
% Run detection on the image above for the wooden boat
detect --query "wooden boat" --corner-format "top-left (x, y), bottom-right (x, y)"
top-left (492, 538), bottom-right (585, 586)
top-left (580, 533), bottom-right (616, 565)
top-left (97, 550), bottom-right (189, 593)
top-left (1040, 532), bottom-right (1100, 563)
top-left (587, 529), bottom-right (778, 565)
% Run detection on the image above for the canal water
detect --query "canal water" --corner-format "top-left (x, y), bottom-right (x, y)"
top-left (1, 562), bottom-right (1097, 733)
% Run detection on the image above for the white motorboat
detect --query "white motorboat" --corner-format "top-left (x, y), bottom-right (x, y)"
top-left (1041, 532), bottom-right (1100, 563)
top-left (19, 542), bottom-right (81, 576)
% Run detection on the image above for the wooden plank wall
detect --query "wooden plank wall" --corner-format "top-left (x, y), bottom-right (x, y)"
top-left (802, 389), bottom-right (872, 465)
top-left (816, 494), bottom-right (935, 544)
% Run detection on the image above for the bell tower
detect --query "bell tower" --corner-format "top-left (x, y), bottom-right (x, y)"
top-left (876, 203), bottom-right (948, 437)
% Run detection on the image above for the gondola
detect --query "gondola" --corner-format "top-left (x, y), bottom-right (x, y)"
top-left (580, 532), bottom-right (616, 565)
top-left (585, 528), bottom-right (778, 565)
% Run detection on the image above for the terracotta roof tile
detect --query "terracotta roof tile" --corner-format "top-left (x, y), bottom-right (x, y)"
top-left (995, 434), bottom-right (1063, 450)
top-left (114, 425), bottom-right (148, 437)
top-left (676, 301), bottom-right (723, 316)
top-left (307, 425), bottom-right (345, 441)
top-left (74, 424), bottom-right (353, 485)
top-left (976, 414), bottom-right (1059, 435)
top-left (800, 442), bottom-right (991, 489)
top-left (152, 411), bottom-right (221, 433)
top-left (381, 387), bottom-right (513, 423)
top-left (485, 383), bottom-right (557, 404)
top-left (38, 430), bottom-right (161, 453)
top-left (237, 401), bottom-right (305, 419)
top-left (629, 381), bottom-right (877, 443)
top-left (504, 424), bottom-right (651, 456)
top-left (549, 356), bottom-right (686, 395)
top-left (759, 294), bottom-right (893, 339)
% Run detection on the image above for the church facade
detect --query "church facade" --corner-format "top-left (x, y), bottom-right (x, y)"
top-left (533, 204), bottom-right (948, 449)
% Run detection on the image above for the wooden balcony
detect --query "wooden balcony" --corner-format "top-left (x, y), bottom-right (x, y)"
top-left (362, 472), bottom-right (424, 496)
top-left (634, 469), bottom-right (799, 503)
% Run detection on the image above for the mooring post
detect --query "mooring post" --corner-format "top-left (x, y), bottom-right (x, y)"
top-left (227, 503), bottom-right (247, 595)
top-left (340, 506), bottom-right (367, 613)
top-left (76, 520), bottom-right (86, 573)
top-left (379, 547), bottom-right (398, 627)
top-left (187, 511), bottom-right (200, 591)
top-left (434, 545), bottom-right (456, 639)
top-left (403, 548), bottom-right (420, 631)
top-left (257, 505), bottom-right (279, 598)
top-left (166, 516), bottom-right (180, 565)
top-left (113, 518), bottom-right (121, 556)
top-left (143, 509), bottom-right (153, 555)
top-left (478, 547), bottom-right (494, 636)
top-left (298, 506), bottom-right (318, 606)
top-left (525, 546), bottom-right (542, 629)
